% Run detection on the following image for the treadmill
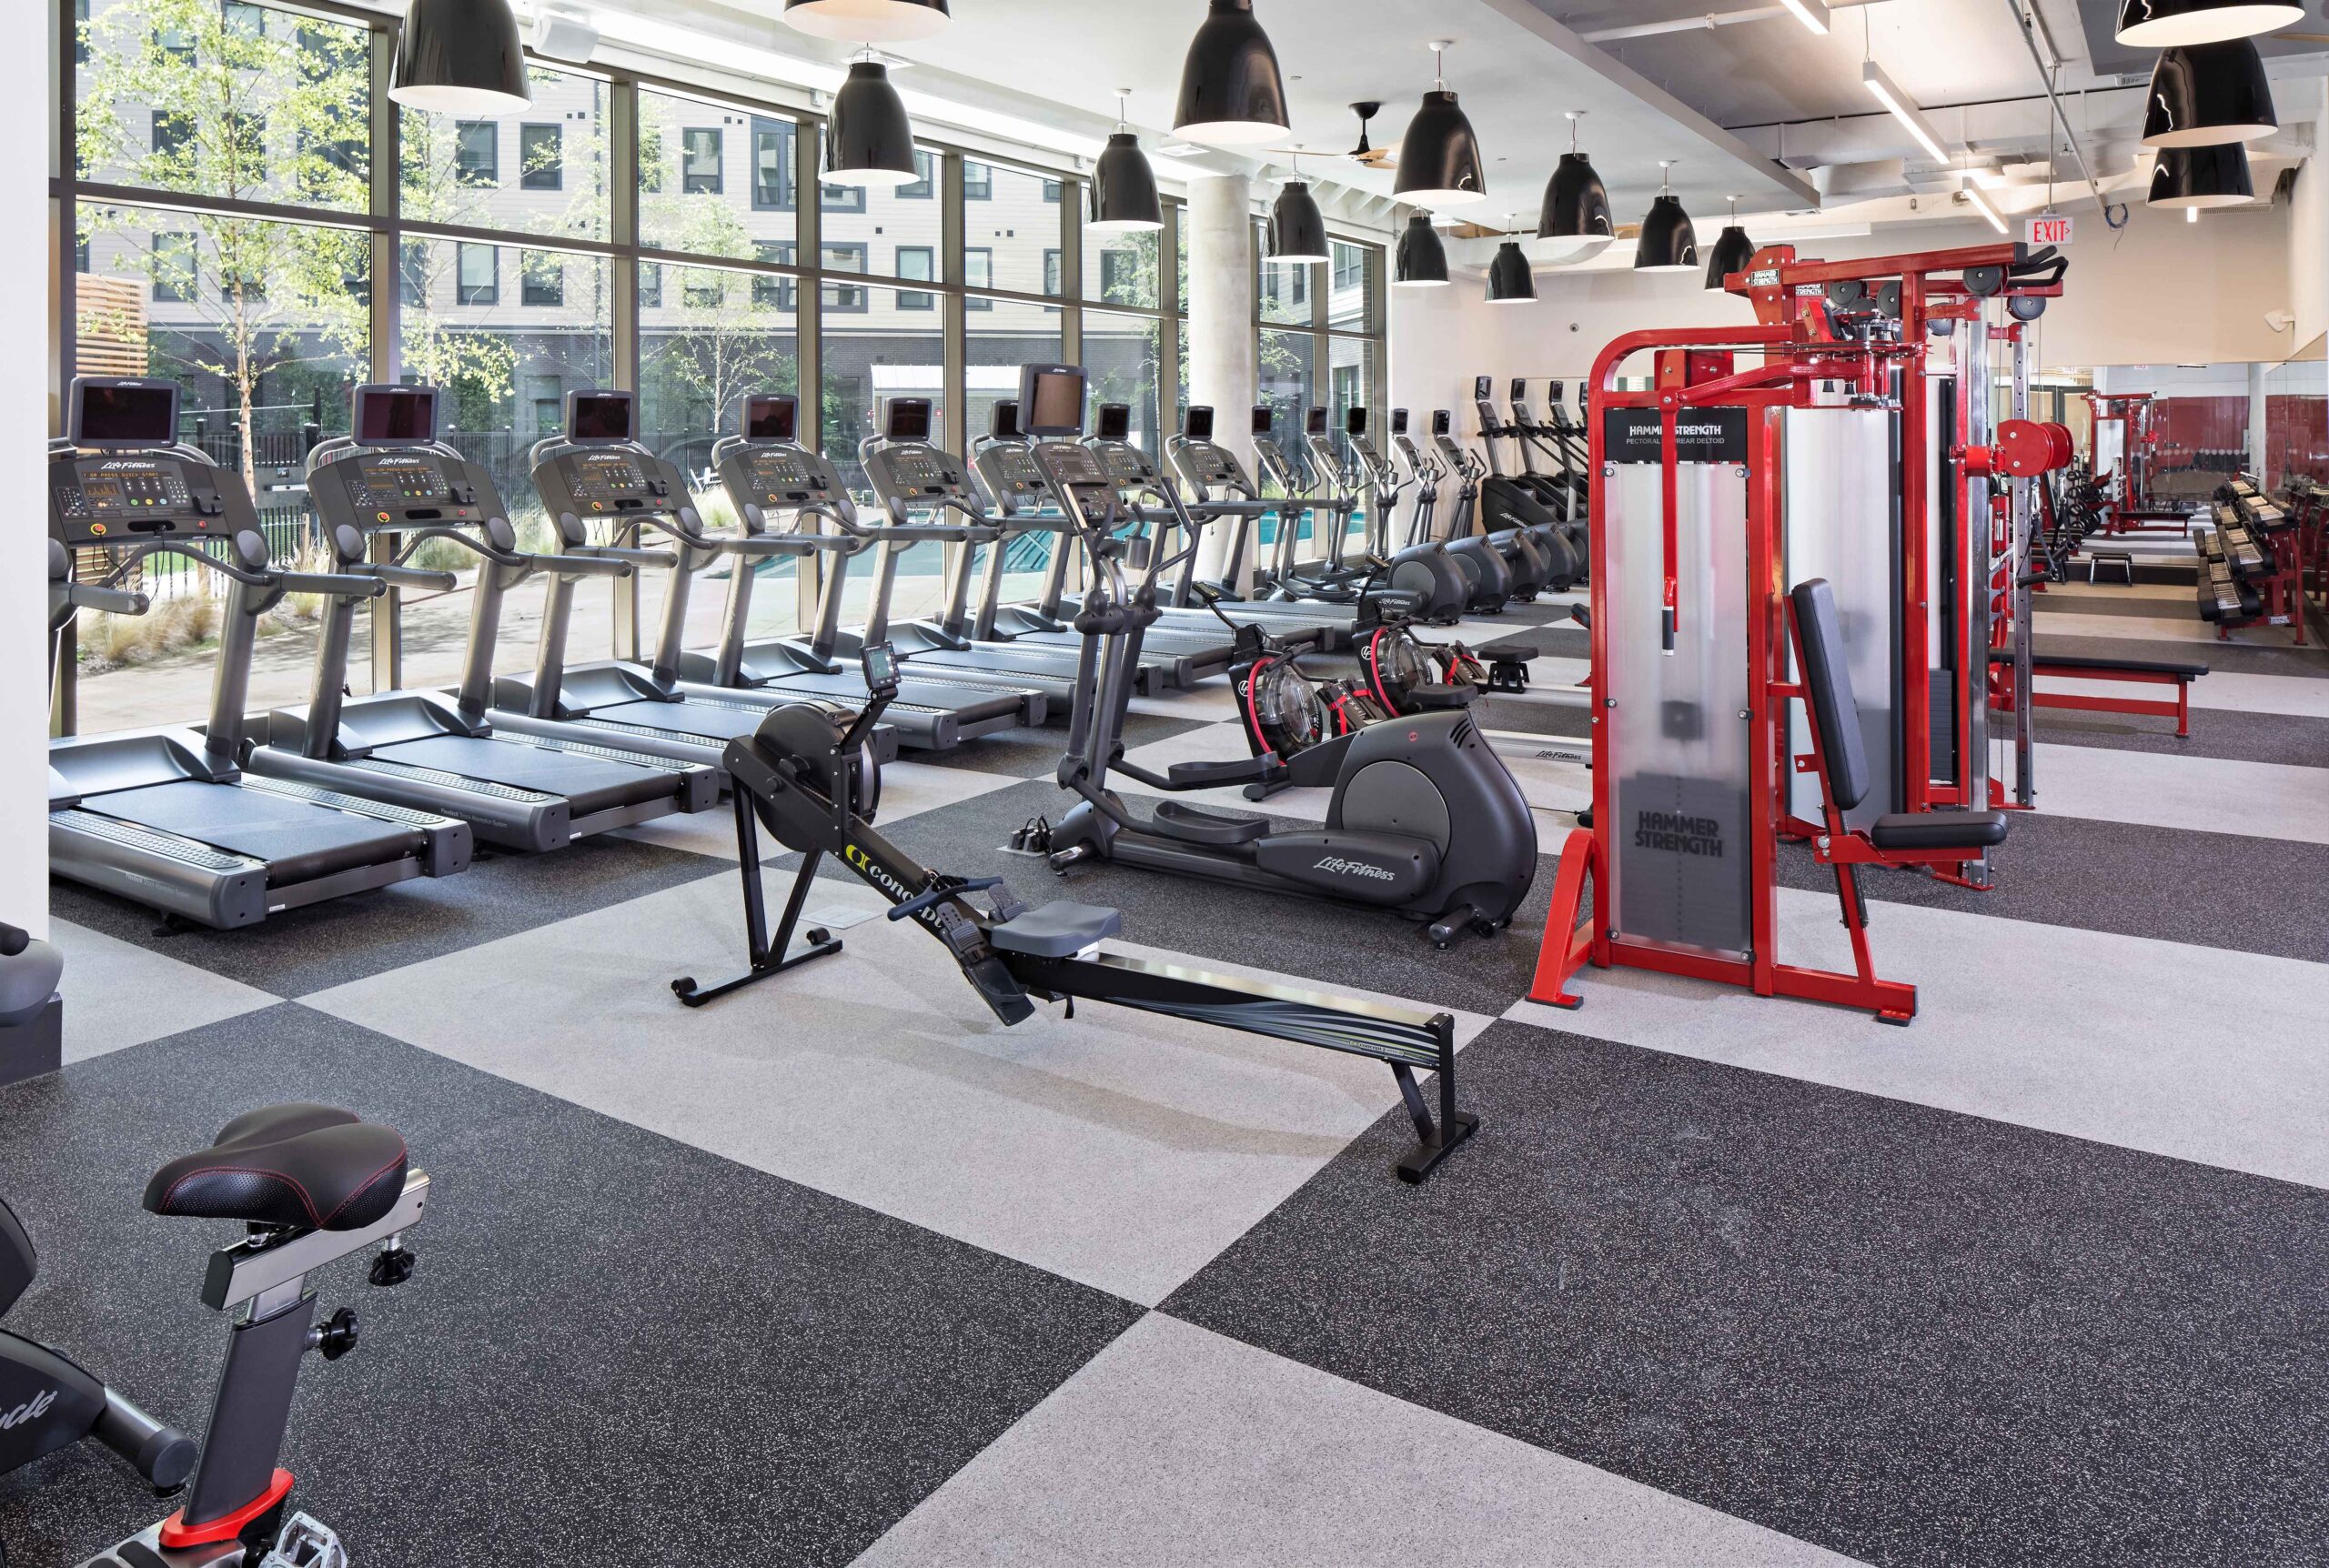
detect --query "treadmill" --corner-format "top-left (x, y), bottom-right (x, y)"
top-left (1254, 407), bottom-right (1373, 598)
top-left (46, 377), bottom-right (471, 930)
top-left (493, 388), bottom-right (901, 775)
top-left (244, 384), bottom-right (719, 850)
top-left (684, 391), bottom-right (1037, 749)
top-left (852, 395), bottom-right (1188, 699)
top-left (972, 399), bottom-right (1293, 668)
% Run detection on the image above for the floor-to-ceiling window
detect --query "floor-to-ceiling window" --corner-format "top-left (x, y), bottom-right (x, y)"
top-left (1254, 229), bottom-right (1385, 558)
top-left (55, 1), bottom-right (1219, 731)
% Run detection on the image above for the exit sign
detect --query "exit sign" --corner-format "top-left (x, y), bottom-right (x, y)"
top-left (2026, 215), bottom-right (2073, 246)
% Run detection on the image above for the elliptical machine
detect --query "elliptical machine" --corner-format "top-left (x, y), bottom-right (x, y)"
top-left (1391, 409), bottom-right (1548, 603)
top-left (1023, 367), bottom-right (1536, 946)
top-left (1328, 407), bottom-right (1505, 615)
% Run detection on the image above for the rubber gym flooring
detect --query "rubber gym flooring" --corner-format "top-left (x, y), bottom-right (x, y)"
top-left (5, 575), bottom-right (2328, 1566)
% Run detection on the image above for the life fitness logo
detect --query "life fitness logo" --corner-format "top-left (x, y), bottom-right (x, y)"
top-left (1, 1387), bottom-right (59, 1432)
top-left (1313, 856), bottom-right (1398, 882)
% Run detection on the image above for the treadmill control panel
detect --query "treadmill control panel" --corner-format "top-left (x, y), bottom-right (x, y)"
top-left (531, 442), bottom-right (691, 543)
top-left (309, 447), bottom-right (497, 534)
top-left (1029, 441), bottom-right (1120, 524)
top-left (740, 449), bottom-right (832, 502)
top-left (864, 442), bottom-right (974, 502)
top-left (972, 443), bottom-right (1050, 512)
top-left (49, 452), bottom-right (240, 546)
top-left (1086, 439), bottom-right (1159, 491)
top-left (1171, 440), bottom-right (1244, 491)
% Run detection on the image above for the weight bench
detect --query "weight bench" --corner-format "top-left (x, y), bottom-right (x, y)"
top-left (1985, 648), bottom-right (2206, 737)
top-left (1787, 579), bottom-right (2011, 1023)
top-left (2087, 548), bottom-right (2134, 585)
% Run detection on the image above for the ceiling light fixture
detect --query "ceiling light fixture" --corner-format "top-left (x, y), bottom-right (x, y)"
top-left (1173, 0), bottom-right (1291, 146)
top-left (1267, 154), bottom-right (1330, 266)
top-left (781, 0), bottom-right (951, 42)
top-left (2147, 141), bottom-right (2254, 207)
top-left (1394, 211), bottom-right (1450, 286)
top-left (1089, 90), bottom-right (1165, 233)
top-left (1961, 180), bottom-right (2010, 234)
top-left (2115, 0), bottom-right (2304, 47)
top-left (1393, 40), bottom-right (1488, 206)
top-left (1863, 60), bottom-right (1950, 164)
top-left (1635, 162), bottom-right (1699, 272)
top-left (1487, 232), bottom-right (1537, 305)
top-left (824, 55), bottom-right (921, 187)
top-left (2141, 40), bottom-right (2278, 148)
top-left (1704, 196), bottom-right (1756, 289)
top-left (1777, 0), bottom-right (1832, 34)
top-left (1538, 111), bottom-right (1614, 263)
top-left (389, 0), bottom-right (531, 114)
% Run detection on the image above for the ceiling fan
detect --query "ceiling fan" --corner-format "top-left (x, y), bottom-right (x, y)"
top-left (1346, 102), bottom-right (1396, 169)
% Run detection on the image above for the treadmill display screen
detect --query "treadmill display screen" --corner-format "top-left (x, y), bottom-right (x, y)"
top-left (744, 396), bottom-right (797, 442)
top-left (570, 453), bottom-right (650, 499)
top-left (62, 467), bottom-right (186, 515)
top-left (1250, 407), bottom-right (1274, 437)
top-left (1037, 442), bottom-right (1108, 487)
top-left (1020, 367), bottom-right (1086, 438)
top-left (990, 448), bottom-right (1044, 487)
top-left (1094, 404), bottom-right (1132, 442)
top-left (74, 382), bottom-right (177, 447)
top-left (991, 401), bottom-right (1022, 439)
top-left (350, 454), bottom-right (453, 506)
top-left (745, 450), bottom-right (821, 496)
top-left (1306, 407), bottom-right (1327, 437)
top-left (1432, 410), bottom-right (1452, 436)
top-left (355, 387), bottom-right (436, 445)
top-left (1346, 407), bottom-right (1367, 437)
top-left (569, 393), bottom-right (635, 442)
top-left (1185, 407), bottom-right (1214, 441)
top-left (1391, 409), bottom-right (1409, 435)
top-left (1509, 378), bottom-right (1528, 403)
top-left (1473, 376), bottom-right (1494, 400)
top-left (884, 398), bottom-right (933, 443)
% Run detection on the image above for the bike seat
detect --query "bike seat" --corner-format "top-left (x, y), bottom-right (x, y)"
top-left (1150, 799), bottom-right (1269, 846)
top-left (989, 900), bottom-right (1123, 958)
top-left (144, 1105), bottom-right (409, 1233)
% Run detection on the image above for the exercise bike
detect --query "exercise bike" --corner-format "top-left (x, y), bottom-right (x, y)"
top-left (1019, 368), bottom-right (1537, 946)
top-left (2, 1100), bottom-right (428, 1568)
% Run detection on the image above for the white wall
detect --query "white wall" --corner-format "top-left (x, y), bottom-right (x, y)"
top-left (1392, 205), bottom-right (2302, 427)
top-left (4, 14), bottom-right (48, 933)
top-left (2289, 82), bottom-right (2329, 357)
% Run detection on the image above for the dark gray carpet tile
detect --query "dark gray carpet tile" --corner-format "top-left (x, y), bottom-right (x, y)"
top-left (0, 1004), bottom-right (1140, 1568)
top-left (1775, 813), bottom-right (2329, 964)
top-left (1476, 697), bottom-right (1594, 740)
top-left (2033, 590), bottom-right (2201, 619)
top-left (2032, 704), bottom-right (2329, 767)
top-left (50, 831), bottom-right (719, 997)
top-left (2035, 631), bottom-right (2329, 680)
top-left (912, 710), bottom-right (1221, 779)
top-left (1164, 1019), bottom-right (2329, 1568)
top-left (1471, 625), bottom-right (1589, 659)
top-left (806, 778), bottom-right (1556, 1018)
top-left (1458, 599), bottom-right (1585, 628)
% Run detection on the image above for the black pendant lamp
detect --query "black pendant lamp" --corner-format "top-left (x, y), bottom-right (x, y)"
top-left (1267, 160), bottom-right (1329, 266)
top-left (2141, 40), bottom-right (2277, 148)
top-left (389, 0), bottom-right (529, 115)
top-left (2116, 0), bottom-right (2303, 47)
top-left (1538, 111), bottom-right (1615, 262)
top-left (825, 57), bottom-right (919, 187)
top-left (1487, 233), bottom-right (1536, 305)
top-left (2148, 141), bottom-right (2254, 207)
top-left (783, 0), bottom-right (951, 41)
top-left (1395, 213), bottom-right (1450, 286)
top-left (1393, 40), bottom-right (1487, 207)
top-left (1174, 0), bottom-right (1290, 146)
top-left (1635, 162), bottom-right (1699, 272)
top-left (1090, 91), bottom-right (1164, 233)
top-left (1704, 196), bottom-right (1756, 290)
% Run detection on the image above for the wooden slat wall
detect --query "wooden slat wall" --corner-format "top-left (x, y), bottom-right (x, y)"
top-left (75, 276), bottom-right (148, 377)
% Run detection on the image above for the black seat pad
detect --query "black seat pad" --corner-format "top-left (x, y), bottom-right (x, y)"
top-left (991, 900), bottom-right (1123, 958)
top-left (1870, 811), bottom-right (2011, 852)
top-left (145, 1104), bottom-right (408, 1232)
top-left (1989, 649), bottom-right (2208, 678)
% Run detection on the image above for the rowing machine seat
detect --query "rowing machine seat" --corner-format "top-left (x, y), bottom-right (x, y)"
top-left (990, 901), bottom-right (1122, 958)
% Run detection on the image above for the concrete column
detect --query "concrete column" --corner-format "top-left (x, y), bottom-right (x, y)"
top-left (4, 13), bottom-right (46, 933)
top-left (1185, 173), bottom-right (1256, 586)
top-left (2249, 359), bottom-right (2270, 483)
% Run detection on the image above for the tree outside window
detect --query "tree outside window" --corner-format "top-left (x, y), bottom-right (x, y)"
top-left (521, 250), bottom-right (563, 307)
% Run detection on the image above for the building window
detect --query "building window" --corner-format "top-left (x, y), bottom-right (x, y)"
top-left (822, 243), bottom-right (868, 312)
top-left (639, 260), bottom-right (662, 308)
top-left (74, 0), bottom-right (87, 64)
top-left (399, 240), bottom-right (426, 307)
top-left (75, 236), bottom-right (90, 272)
top-left (821, 178), bottom-right (865, 216)
top-left (457, 243), bottom-right (498, 305)
top-left (682, 128), bottom-right (722, 195)
top-left (683, 267), bottom-right (721, 308)
top-left (151, 109), bottom-right (189, 158)
top-left (1334, 247), bottom-right (1364, 291)
top-left (1042, 178), bottom-right (1062, 202)
top-left (521, 252), bottom-right (563, 307)
top-left (455, 121), bottom-right (498, 185)
top-left (898, 149), bottom-right (935, 200)
top-left (896, 246), bottom-right (934, 309)
top-left (751, 118), bottom-right (794, 211)
top-left (1044, 249), bottom-right (1062, 297)
top-left (964, 247), bottom-right (993, 311)
top-left (519, 124), bottom-right (562, 191)
top-left (530, 377), bottom-right (564, 437)
top-left (149, 232), bottom-right (197, 303)
top-left (754, 241), bottom-right (795, 309)
top-left (1100, 248), bottom-right (1143, 306)
top-left (963, 161), bottom-right (993, 201)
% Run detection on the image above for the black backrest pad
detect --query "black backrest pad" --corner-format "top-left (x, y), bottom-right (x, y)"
top-left (1790, 578), bottom-right (1870, 812)
top-left (0, 1199), bottom-right (34, 1315)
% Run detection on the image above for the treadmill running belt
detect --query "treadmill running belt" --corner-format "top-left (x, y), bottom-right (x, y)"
top-left (590, 699), bottom-right (775, 743)
top-left (93, 779), bottom-right (423, 884)
top-left (379, 734), bottom-right (679, 816)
